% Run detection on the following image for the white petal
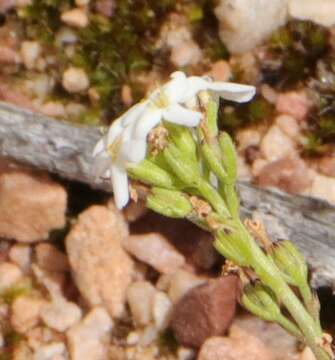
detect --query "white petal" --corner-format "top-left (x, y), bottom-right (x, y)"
top-left (181, 77), bottom-right (209, 103)
top-left (92, 138), bottom-right (106, 157)
top-left (107, 120), bottom-right (123, 145)
top-left (111, 165), bottom-right (129, 209)
top-left (134, 108), bottom-right (163, 139)
top-left (207, 82), bottom-right (256, 103)
top-left (163, 71), bottom-right (189, 104)
top-left (121, 100), bottom-right (148, 127)
top-left (163, 104), bottom-right (202, 127)
top-left (118, 139), bottom-right (147, 164)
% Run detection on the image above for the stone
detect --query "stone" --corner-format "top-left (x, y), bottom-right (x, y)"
top-left (275, 115), bottom-right (301, 140)
top-left (236, 128), bottom-right (262, 151)
top-left (289, 0), bottom-right (335, 27)
top-left (276, 91), bottom-right (311, 121)
top-left (0, 46), bottom-right (21, 64)
top-left (41, 299), bottom-right (82, 332)
top-left (35, 243), bottom-right (69, 273)
top-left (0, 0), bottom-right (15, 13)
top-left (0, 262), bottom-right (23, 292)
top-left (260, 125), bottom-right (296, 162)
top-left (318, 156), bottom-right (335, 178)
top-left (127, 281), bottom-right (156, 326)
top-left (0, 166), bottom-right (66, 243)
top-left (11, 295), bottom-right (46, 334)
top-left (123, 233), bottom-right (185, 275)
top-left (152, 291), bottom-right (173, 330)
top-left (66, 205), bottom-right (133, 318)
top-left (255, 154), bottom-right (314, 194)
top-left (33, 342), bottom-right (66, 360)
top-left (168, 270), bottom-right (206, 304)
top-left (62, 67), bottom-right (89, 93)
top-left (208, 61), bottom-right (232, 82)
top-left (215, 0), bottom-right (288, 54)
top-left (95, 0), bottom-right (116, 17)
top-left (300, 347), bottom-right (316, 360)
top-left (177, 347), bottom-right (195, 360)
top-left (61, 8), bottom-right (89, 28)
top-left (171, 276), bottom-right (238, 347)
top-left (198, 328), bottom-right (275, 360)
top-left (20, 41), bottom-right (41, 70)
top-left (9, 245), bottom-right (32, 272)
top-left (309, 174), bottom-right (335, 204)
top-left (67, 307), bottom-right (113, 360)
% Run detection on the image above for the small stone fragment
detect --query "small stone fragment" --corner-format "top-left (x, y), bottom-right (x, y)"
top-left (11, 295), bottom-right (46, 334)
top-left (35, 243), bottom-right (69, 273)
top-left (61, 8), bottom-right (89, 28)
top-left (171, 276), bottom-right (238, 347)
top-left (95, 0), bottom-right (115, 17)
top-left (0, 166), bottom-right (66, 243)
top-left (33, 342), bottom-right (66, 360)
top-left (9, 245), bottom-right (32, 272)
top-left (0, 46), bottom-right (21, 64)
top-left (0, 262), bottom-right (23, 292)
top-left (256, 154), bottom-right (314, 194)
top-left (289, 0), bottom-right (335, 27)
top-left (152, 291), bottom-right (173, 330)
top-left (66, 205), bottom-right (133, 318)
top-left (127, 281), bottom-right (156, 326)
top-left (177, 347), bottom-right (195, 360)
top-left (260, 125), bottom-right (296, 162)
top-left (215, 0), bottom-right (288, 54)
top-left (275, 115), bottom-right (301, 140)
top-left (209, 61), bottom-right (232, 82)
top-left (0, 0), bottom-right (15, 13)
top-left (21, 41), bottom-right (41, 70)
top-left (318, 156), bottom-right (335, 178)
top-left (309, 174), bottom-right (335, 204)
top-left (168, 270), bottom-right (206, 304)
top-left (300, 347), bottom-right (316, 360)
top-left (123, 233), bottom-right (185, 274)
top-left (276, 91), bottom-right (311, 121)
top-left (67, 307), bottom-right (113, 360)
top-left (62, 67), bottom-right (89, 93)
top-left (198, 329), bottom-right (275, 360)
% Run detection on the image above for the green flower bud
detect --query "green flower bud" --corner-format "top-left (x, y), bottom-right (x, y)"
top-left (219, 132), bottom-right (237, 182)
top-left (163, 122), bottom-right (197, 161)
top-left (127, 160), bottom-right (177, 189)
top-left (146, 187), bottom-right (193, 219)
top-left (242, 283), bottom-right (280, 322)
top-left (269, 240), bottom-right (308, 288)
top-left (205, 99), bottom-right (219, 137)
top-left (201, 142), bottom-right (228, 183)
top-left (220, 183), bottom-right (240, 218)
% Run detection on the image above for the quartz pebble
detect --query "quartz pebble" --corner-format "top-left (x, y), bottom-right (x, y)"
top-left (33, 342), bottom-right (66, 360)
top-left (152, 291), bottom-right (173, 330)
top-left (66, 205), bottom-right (133, 318)
top-left (61, 8), bottom-right (89, 28)
top-left (35, 243), bottom-right (69, 273)
top-left (276, 91), bottom-right (311, 121)
top-left (62, 67), bottom-right (89, 93)
top-left (123, 233), bottom-right (185, 275)
top-left (21, 41), bottom-right (41, 70)
top-left (215, 0), bottom-right (288, 54)
top-left (67, 307), bottom-right (113, 360)
top-left (9, 245), bottom-right (32, 272)
top-left (0, 262), bottom-right (23, 292)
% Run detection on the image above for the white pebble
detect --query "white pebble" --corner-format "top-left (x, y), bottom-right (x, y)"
top-left (62, 67), bottom-right (89, 93)
top-left (0, 262), bottom-right (22, 292)
top-left (21, 41), bottom-right (41, 70)
top-left (61, 8), bottom-right (89, 28)
top-left (152, 291), bottom-right (173, 330)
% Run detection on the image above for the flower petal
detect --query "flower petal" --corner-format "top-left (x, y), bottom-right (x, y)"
top-left (163, 104), bottom-right (202, 127)
top-left (121, 100), bottom-right (148, 127)
top-left (92, 137), bottom-right (106, 157)
top-left (91, 153), bottom-right (112, 180)
top-left (134, 108), bottom-right (163, 139)
top-left (118, 139), bottom-right (147, 164)
top-left (162, 71), bottom-right (189, 104)
top-left (111, 165), bottom-right (129, 209)
top-left (207, 82), bottom-right (256, 103)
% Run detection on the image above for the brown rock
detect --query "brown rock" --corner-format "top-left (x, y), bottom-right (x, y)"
top-left (66, 205), bottom-right (133, 318)
top-left (255, 154), bottom-right (313, 194)
top-left (198, 327), bottom-right (275, 360)
top-left (0, 165), bottom-right (66, 242)
top-left (171, 276), bottom-right (238, 348)
top-left (276, 91), bottom-right (311, 121)
top-left (123, 233), bottom-right (185, 275)
top-left (35, 243), bottom-right (69, 273)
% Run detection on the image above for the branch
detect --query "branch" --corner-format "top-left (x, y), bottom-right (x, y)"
top-left (0, 101), bottom-right (334, 289)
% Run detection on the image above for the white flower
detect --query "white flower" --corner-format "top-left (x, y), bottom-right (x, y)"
top-left (92, 71), bottom-right (256, 209)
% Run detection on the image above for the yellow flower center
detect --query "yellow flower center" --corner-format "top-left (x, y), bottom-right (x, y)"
top-left (153, 89), bottom-right (169, 109)
top-left (107, 136), bottom-right (122, 161)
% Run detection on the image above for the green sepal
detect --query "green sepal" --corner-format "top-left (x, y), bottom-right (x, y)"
top-left (220, 183), bottom-right (240, 218)
top-left (269, 240), bottom-right (308, 288)
top-left (219, 132), bottom-right (237, 182)
top-left (146, 188), bottom-right (193, 219)
top-left (206, 99), bottom-right (219, 137)
top-left (127, 159), bottom-right (177, 189)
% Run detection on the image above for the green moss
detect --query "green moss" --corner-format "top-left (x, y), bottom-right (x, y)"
top-left (1, 279), bottom-right (32, 305)
top-left (220, 95), bottom-right (274, 133)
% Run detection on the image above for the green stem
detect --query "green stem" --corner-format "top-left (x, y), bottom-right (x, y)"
top-left (216, 221), bottom-right (330, 360)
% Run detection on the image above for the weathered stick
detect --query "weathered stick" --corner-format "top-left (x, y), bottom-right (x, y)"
top-left (0, 101), bottom-right (334, 289)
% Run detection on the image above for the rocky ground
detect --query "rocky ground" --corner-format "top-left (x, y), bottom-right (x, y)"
top-left (0, 159), bottom-right (328, 360)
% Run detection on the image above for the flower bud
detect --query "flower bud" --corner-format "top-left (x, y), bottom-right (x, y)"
top-left (241, 283), bottom-right (281, 322)
top-left (146, 187), bottom-right (193, 219)
top-left (127, 160), bottom-right (177, 189)
top-left (201, 142), bottom-right (228, 183)
top-left (219, 132), bottom-right (237, 182)
top-left (269, 240), bottom-right (308, 288)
